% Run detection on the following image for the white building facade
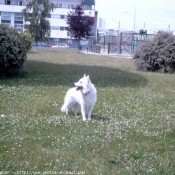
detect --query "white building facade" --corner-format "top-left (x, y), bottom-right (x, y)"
top-left (0, 0), bottom-right (97, 48)
top-left (98, 17), bottom-right (106, 29)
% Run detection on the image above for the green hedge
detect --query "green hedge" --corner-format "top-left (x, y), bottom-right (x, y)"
top-left (134, 31), bottom-right (175, 73)
top-left (0, 24), bottom-right (27, 76)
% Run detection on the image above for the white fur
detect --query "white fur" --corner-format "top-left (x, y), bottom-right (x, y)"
top-left (61, 74), bottom-right (97, 121)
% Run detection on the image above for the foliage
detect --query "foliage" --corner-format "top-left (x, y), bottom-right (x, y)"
top-left (9, 27), bottom-right (32, 51)
top-left (22, 0), bottom-right (55, 50)
top-left (18, 32), bottom-right (32, 51)
top-left (0, 24), bottom-right (27, 76)
top-left (67, 5), bottom-right (94, 50)
top-left (134, 31), bottom-right (175, 73)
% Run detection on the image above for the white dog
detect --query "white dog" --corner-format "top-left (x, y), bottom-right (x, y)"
top-left (61, 74), bottom-right (97, 121)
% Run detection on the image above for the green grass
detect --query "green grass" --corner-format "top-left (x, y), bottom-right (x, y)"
top-left (0, 48), bottom-right (175, 174)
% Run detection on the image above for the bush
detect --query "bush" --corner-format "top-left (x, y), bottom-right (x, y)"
top-left (0, 24), bottom-right (27, 76)
top-left (134, 31), bottom-right (175, 73)
top-left (9, 28), bottom-right (32, 51)
top-left (18, 32), bottom-right (32, 51)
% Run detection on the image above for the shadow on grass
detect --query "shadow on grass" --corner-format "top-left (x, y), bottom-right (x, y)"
top-left (1, 60), bottom-right (148, 88)
top-left (92, 115), bottom-right (108, 121)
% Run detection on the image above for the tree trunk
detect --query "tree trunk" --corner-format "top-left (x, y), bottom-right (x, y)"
top-left (35, 40), bottom-right (38, 51)
top-left (78, 39), bottom-right (80, 54)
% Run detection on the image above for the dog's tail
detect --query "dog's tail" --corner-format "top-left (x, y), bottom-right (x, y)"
top-left (61, 105), bottom-right (66, 113)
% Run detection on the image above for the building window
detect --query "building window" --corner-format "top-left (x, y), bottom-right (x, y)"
top-left (1, 12), bottom-right (11, 27)
top-left (15, 21), bottom-right (23, 24)
top-left (51, 14), bottom-right (60, 19)
top-left (51, 26), bottom-right (60, 30)
top-left (82, 0), bottom-right (95, 5)
top-left (83, 5), bottom-right (91, 10)
top-left (67, 39), bottom-right (72, 44)
top-left (54, 38), bottom-right (59, 44)
top-left (60, 27), bottom-right (65, 31)
top-left (14, 0), bottom-right (23, 6)
top-left (1, 22), bottom-right (11, 27)
top-left (62, 3), bottom-right (68, 8)
top-left (15, 24), bottom-right (23, 29)
top-left (60, 15), bottom-right (64, 19)
top-left (5, 0), bottom-right (11, 5)
top-left (46, 14), bottom-right (51, 18)
top-left (15, 13), bottom-right (23, 21)
top-left (60, 15), bottom-right (67, 19)
top-left (1, 20), bottom-right (10, 23)
top-left (1, 12), bottom-right (11, 20)
top-left (68, 4), bottom-right (75, 9)
top-left (56, 3), bottom-right (62, 8)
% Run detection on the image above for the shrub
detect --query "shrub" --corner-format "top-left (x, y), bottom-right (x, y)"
top-left (0, 24), bottom-right (27, 76)
top-left (9, 27), bottom-right (32, 51)
top-left (18, 32), bottom-right (32, 51)
top-left (134, 31), bottom-right (175, 73)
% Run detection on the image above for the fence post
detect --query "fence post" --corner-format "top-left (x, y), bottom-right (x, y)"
top-left (104, 36), bottom-right (106, 46)
top-left (119, 32), bottom-right (122, 54)
top-left (131, 33), bottom-right (134, 55)
top-left (108, 43), bottom-right (110, 54)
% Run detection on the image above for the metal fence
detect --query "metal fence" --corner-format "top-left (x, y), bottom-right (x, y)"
top-left (90, 45), bottom-right (108, 54)
top-left (90, 32), bottom-right (155, 55)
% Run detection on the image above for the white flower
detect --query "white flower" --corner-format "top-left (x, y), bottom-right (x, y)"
top-left (1, 114), bottom-right (6, 118)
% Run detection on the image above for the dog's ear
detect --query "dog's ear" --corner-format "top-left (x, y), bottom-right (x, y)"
top-left (87, 75), bottom-right (90, 82)
top-left (84, 74), bottom-right (86, 77)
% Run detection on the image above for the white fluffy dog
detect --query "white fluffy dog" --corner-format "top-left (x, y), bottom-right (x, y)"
top-left (61, 74), bottom-right (97, 121)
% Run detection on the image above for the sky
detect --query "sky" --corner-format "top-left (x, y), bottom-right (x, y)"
top-left (95, 0), bottom-right (175, 33)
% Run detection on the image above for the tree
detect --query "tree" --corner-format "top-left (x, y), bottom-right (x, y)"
top-left (134, 31), bottom-right (175, 73)
top-left (67, 5), bottom-right (94, 53)
top-left (22, 0), bottom-right (55, 50)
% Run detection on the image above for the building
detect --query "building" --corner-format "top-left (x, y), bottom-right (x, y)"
top-left (0, 0), bottom-right (98, 48)
top-left (98, 17), bottom-right (106, 29)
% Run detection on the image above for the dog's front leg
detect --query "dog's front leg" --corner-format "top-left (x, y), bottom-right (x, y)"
top-left (87, 107), bottom-right (93, 121)
top-left (80, 105), bottom-right (86, 121)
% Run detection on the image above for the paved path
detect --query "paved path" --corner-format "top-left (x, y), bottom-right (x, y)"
top-left (81, 50), bottom-right (133, 59)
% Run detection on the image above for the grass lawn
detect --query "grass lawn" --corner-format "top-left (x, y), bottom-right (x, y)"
top-left (0, 48), bottom-right (175, 174)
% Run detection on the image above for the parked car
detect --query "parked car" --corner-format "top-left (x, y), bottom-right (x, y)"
top-left (51, 43), bottom-right (69, 48)
top-left (31, 42), bottom-right (50, 47)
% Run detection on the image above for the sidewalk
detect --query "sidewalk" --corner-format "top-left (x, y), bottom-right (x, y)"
top-left (81, 50), bottom-right (133, 59)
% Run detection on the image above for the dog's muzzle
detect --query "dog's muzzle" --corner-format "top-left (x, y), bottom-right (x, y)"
top-left (74, 83), bottom-right (83, 91)
top-left (76, 86), bottom-right (83, 91)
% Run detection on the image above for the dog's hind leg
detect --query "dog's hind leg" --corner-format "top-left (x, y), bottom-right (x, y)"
top-left (74, 103), bottom-right (80, 116)
top-left (61, 104), bottom-right (70, 115)
top-left (61, 105), bottom-right (66, 114)
top-left (65, 108), bottom-right (69, 115)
